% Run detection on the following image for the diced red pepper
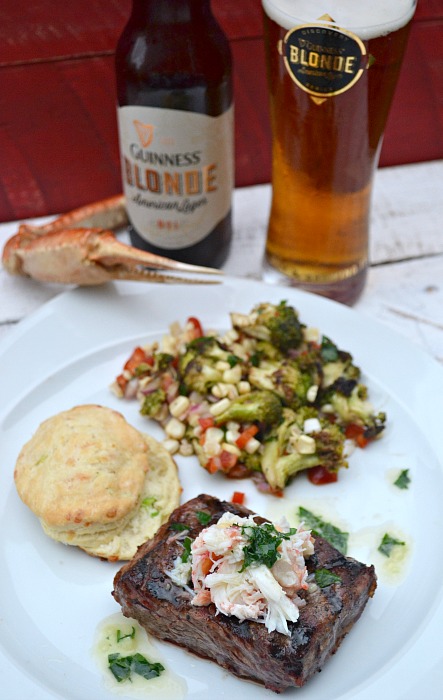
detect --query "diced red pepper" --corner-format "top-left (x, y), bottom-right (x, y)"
top-left (206, 450), bottom-right (238, 475)
top-left (219, 450), bottom-right (238, 471)
top-left (206, 456), bottom-right (221, 474)
top-left (235, 425), bottom-right (259, 450)
top-left (198, 416), bottom-right (215, 432)
top-left (124, 346), bottom-right (154, 374)
top-left (187, 316), bottom-right (204, 338)
top-left (308, 465), bottom-right (338, 485)
top-left (115, 373), bottom-right (128, 392)
top-left (345, 423), bottom-right (369, 448)
top-left (231, 491), bottom-right (245, 505)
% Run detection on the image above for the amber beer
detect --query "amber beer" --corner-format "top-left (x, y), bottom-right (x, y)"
top-left (262, 0), bottom-right (417, 303)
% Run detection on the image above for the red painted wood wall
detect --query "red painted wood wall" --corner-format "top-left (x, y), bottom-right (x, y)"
top-left (0, 0), bottom-right (441, 223)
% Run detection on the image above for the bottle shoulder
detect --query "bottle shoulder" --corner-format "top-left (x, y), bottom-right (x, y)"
top-left (116, 20), bottom-right (231, 77)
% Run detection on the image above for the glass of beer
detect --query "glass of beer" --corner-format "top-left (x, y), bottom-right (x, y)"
top-left (262, 0), bottom-right (417, 304)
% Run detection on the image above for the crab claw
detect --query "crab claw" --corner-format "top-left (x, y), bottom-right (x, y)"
top-left (2, 194), bottom-right (223, 286)
top-left (2, 227), bottom-right (222, 285)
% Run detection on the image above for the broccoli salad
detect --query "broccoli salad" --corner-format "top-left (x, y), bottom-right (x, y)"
top-left (112, 301), bottom-right (386, 494)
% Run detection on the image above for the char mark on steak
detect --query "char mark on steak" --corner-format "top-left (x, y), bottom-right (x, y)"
top-left (113, 494), bottom-right (376, 693)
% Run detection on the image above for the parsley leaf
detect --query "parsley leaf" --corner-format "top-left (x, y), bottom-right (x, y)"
top-left (196, 510), bottom-right (211, 526)
top-left (170, 522), bottom-right (188, 532)
top-left (394, 469), bottom-right (410, 490)
top-left (240, 522), bottom-right (296, 571)
top-left (108, 653), bottom-right (164, 683)
top-left (181, 536), bottom-right (192, 563)
top-left (320, 336), bottom-right (339, 362)
top-left (314, 568), bottom-right (342, 588)
top-left (378, 533), bottom-right (405, 557)
top-left (116, 626), bottom-right (135, 643)
top-left (298, 507), bottom-right (348, 554)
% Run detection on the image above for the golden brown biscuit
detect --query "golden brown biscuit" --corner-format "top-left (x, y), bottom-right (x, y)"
top-left (14, 404), bottom-right (181, 560)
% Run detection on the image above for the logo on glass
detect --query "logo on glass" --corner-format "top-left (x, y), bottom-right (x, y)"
top-left (280, 24), bottom-right (367, 99)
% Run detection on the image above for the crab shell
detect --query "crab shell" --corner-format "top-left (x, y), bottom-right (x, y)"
top-left (2, 194), bottom-right (223, 285)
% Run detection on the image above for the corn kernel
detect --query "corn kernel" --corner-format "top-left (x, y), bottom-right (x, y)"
top-left (204, 427), bottom-right (224, 443)
top-left (245, 437), bottom-right (261, 454)
top-left (238, 381), bottom-right (251, 394)
top-left (222, 442), bottom-right (242, 457)
top-left (165, 417), bottom-right (186, 440)
top-left (179, 440), bottom-right (194, 456)
top-left (209, 398), bottom-right (231, 416)
top-left (222, 365), bottom-right (242, 384)
top-left (215, 360), bottom-right (231, 371)
top-left (211, 383), bottom-right (229, 399)
top-left (169, 395), bottom-right (190, 418)
top-left (163, 439), bottom-right (180, 454)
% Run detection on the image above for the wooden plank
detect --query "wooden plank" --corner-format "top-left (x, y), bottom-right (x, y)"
top-left (380, 21), bottom-right (443, 166)
top-left (0, 0), bottom-right (129, 64)
top-left (0, 59), bottom-right (122, 219)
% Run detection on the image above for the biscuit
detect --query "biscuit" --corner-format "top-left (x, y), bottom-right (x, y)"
top-left (81, 434), bottom-right (181, 560)
top-left (14, 404), bottom-right (181, 559)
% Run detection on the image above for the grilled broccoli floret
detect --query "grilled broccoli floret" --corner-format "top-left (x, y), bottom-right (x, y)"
top-left (316, 336), bottom-right (361, 388)
top-left (326, 383), bottom-right (386, 438)
top-left (249, 359), bottom-right (316, 410)
top-left (231, 301), bottom-right (304, 354)
top-left (261, 408), bottom-right (346, 490)
top-left (140, 388), bottom-right (166, 418)
top-left (178, 336), bottom-right (236, 394)
top-left (214, 390), bottom-right (283, 427)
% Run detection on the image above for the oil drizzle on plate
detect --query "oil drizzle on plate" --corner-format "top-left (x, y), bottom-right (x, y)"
top-left (93, 612), bottom-right (187, 699)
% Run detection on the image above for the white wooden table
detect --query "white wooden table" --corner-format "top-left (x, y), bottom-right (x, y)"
top-left (1, 159), bottom-right (442, 363)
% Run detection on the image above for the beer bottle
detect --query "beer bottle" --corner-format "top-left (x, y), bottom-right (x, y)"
top-left (115, 0), bottom-right (234, 268)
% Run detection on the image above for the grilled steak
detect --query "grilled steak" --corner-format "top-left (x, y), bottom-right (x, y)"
top-left (113, 494), bottom-right (376, 693)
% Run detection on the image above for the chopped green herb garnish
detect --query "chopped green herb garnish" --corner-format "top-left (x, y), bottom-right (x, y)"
top-left (240, 522), bottom-right (296, 572)
top-left (394, 469), bottom-right (411, 490)
top-left (320, 336), bottom-right (339, 362)
top-left (108, 652), bottom-right (164, 683)
top-left (298, 507), bottom-right (348, 554)
top-left (196, 510), bottom-right (211, 526)
top-left (227, 354), bottom-right (241, 367)
top-left (314, 568), bottom-right (342, 588)
top-left (170, 522), bottom-right (188, 532)
top-left (250, 352), bottom-right (261, 367)
top-left (378, 533), bottom-right (405, 557)
top-left (181, 536), bottom-right (192, 563)
top-left (116, 626), bottom-right (136, 643)
top-left (141, 497), bottom-right (159, 516)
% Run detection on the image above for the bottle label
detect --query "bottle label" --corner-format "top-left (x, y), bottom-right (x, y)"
top-left (279, 23), bottom-right (367, 100)
top-left (117, 105), bottom-right (234, 249)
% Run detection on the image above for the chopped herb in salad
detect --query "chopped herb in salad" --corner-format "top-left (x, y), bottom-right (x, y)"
top-left (112, 301), bottom-right (386, 494)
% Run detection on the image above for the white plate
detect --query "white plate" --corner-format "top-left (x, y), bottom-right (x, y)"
top-left (1, 278), bottom-right (443, 700)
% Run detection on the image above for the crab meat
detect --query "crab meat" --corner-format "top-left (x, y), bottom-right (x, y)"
top-left (2, 194), bottom-right (222, 285)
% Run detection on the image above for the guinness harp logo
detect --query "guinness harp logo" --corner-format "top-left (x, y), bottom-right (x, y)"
top-left (279, 23), bottom-right (367, 101)
top-left (134, 120), bottom-right (154, 147)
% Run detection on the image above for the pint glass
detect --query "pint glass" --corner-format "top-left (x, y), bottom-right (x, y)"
top-left (262, 0), bottom-right (417, 304)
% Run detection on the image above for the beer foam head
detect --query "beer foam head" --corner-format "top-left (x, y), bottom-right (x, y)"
top-left (262, 0), bottom-right (417, 39)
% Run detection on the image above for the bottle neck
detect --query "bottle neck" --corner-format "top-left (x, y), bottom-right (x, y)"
top-left (130, 0), bottom-right (212, 24)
